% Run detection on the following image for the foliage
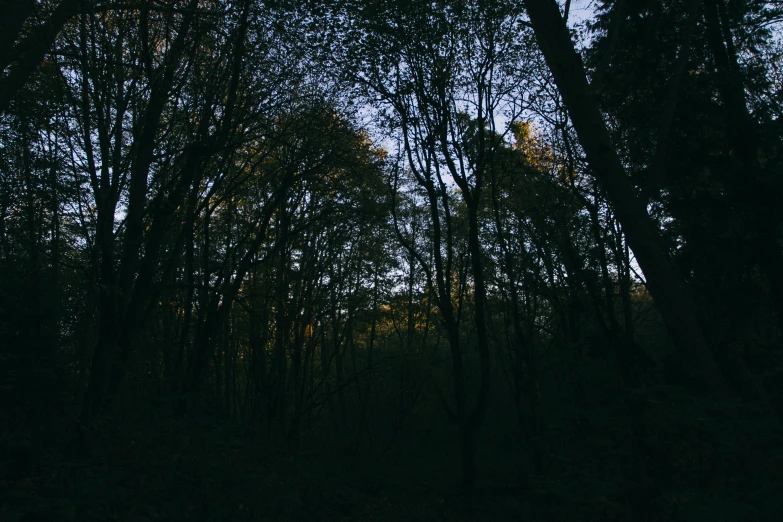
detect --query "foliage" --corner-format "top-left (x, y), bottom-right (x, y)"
top-left (1, 0), bottom-right (781, 520)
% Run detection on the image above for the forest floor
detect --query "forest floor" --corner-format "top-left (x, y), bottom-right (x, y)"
top-left (3, 359), bottom-right (783, 522)
top-left (1, 412), bottom-right (545, 522)
top-left (3, 392), bottom-right (783, 522)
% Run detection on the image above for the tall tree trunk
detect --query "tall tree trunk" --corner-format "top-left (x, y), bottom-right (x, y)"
top-left (703, 0), bottom-right (783, 335)
top-left (522, 0), bottom-right (728, 396)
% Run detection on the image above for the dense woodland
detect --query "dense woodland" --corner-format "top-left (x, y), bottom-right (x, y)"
top-left (2, 0), bottom-right (783, 520)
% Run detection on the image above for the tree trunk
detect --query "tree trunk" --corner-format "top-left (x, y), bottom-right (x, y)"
top-left (0, 0), bottom-right (85, 113)
top-left (703, 0), bottom-right (783, 335)
top-left (522, 0), bottom-right (728, 396)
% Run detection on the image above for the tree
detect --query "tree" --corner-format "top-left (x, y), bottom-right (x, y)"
top-left (587, 0), bottom-right (783, 398)
top-left (0, 0), bottom-right (87, 113)
top-left (329, 0), bottom-right (535, 488)
top-left (522, 0), bottom-right (729, 396)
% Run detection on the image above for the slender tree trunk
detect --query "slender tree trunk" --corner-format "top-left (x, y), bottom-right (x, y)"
top-left (465, 202), bottom-right (491, 418)
top-left (359, 268), bottom-right (379, 445)
top-left (273, 204), bottom-right (290, 425)
top-left (619, 237), bottom-right (635, 342)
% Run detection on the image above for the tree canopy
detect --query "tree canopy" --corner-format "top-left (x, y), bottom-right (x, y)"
top-left (1, 1), bottom-right (782, 520)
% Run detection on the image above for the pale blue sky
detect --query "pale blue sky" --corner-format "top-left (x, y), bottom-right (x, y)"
top-left (565, 0), bottom-right (597, 25)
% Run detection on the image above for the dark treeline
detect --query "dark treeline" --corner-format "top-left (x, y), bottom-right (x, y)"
top-left (2, 0), bottom-right (783, 520)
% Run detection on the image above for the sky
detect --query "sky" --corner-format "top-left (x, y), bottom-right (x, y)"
top-left (566, 0), bottom-right (598, 24)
